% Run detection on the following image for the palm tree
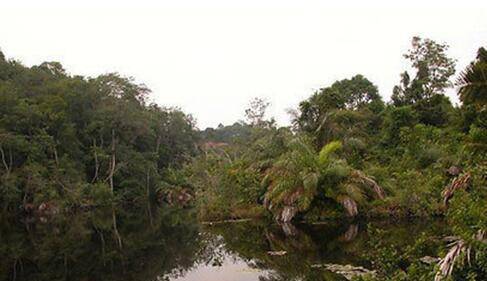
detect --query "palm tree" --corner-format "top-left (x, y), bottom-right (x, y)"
top-left (262, 138), bottom-right (384, 222)
top-left (457, 47), bottom-right (487, 108)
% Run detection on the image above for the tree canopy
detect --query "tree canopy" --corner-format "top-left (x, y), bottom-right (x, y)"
top-left (0, 53), bottom-right (198, 210)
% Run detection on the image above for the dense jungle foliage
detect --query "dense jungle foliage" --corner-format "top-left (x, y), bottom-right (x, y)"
top-left (189, 39), bottom-right (486, 224)
top-left (0, 37), bottom-right (485, 280)
top-left (0, 51), bottom-right (199, 211)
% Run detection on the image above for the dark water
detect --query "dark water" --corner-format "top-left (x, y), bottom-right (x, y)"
top-left (0, 208), bottom-right (447, 281)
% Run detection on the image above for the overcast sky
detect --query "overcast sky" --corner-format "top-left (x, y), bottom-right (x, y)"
top-left (1, 0), bottom-right (486, 128)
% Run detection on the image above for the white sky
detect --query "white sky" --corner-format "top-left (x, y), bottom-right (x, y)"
top-left (1, 0), bottom-right (486, 129)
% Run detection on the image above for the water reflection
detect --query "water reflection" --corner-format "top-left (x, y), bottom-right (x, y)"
top-left (0, 209), bottom-right (447, 281)
top-left (0, 208), bottom-right (201, 281)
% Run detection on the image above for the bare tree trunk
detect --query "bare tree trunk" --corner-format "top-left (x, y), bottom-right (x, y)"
top-left (0, 144), bottom-right (11, 177)
top-left (8, 148), bottom-right (12, 173)
top-left (12, 259), bottom-right (17, 281)
top-left (109, 129), bottom-right (116, 194)
top-left (99, 230), bottom-right (106, 265)
top-left (53, 145), bottom-right (59, 167)
top-left (22, 193), bottom-right (27, 211)
top-left (91, 138), bottom-right (99, 183)
top-left (146, 167), bottom-right (150, 200)
top-left (63, 253), bottom-right (68, 278)
top-left (155, 135), bottom-right (161, 153)
top-left (146, 167), bottom-right (153, 226)
top-left (99, 134), bottom-right (104, 148)
top-left (112, 207), bottom-right (122, 249)
top-left (18, 259), bottom-right (23, 277)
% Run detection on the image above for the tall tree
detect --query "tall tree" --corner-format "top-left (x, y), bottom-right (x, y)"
top-left (392, 36), bottom-right (456, 105)
top-left (392, 37), bottom-right (456, 126)
top-left (244, 97), bottom-right (274, 128)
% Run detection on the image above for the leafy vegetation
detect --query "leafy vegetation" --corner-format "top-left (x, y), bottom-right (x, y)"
top-left (0, 36), bottom-right (485, 280)
top-left (184, 37), bottom-right (486, 279)
top-left (0, 52), bottom-right (198, 212)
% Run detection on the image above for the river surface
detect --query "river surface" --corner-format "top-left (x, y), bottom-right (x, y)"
top-left (0, 208), bottom-right (447, 281)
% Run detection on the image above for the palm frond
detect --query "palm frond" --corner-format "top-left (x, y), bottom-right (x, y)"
top-left (456, 51), bottom-right (487, 107)
top-left (318, 140), bottom-right (342, 165)
top-left (350, 170), bottom-right (385, 199)
top-left (337, 195), bottom-right (358, 217)
top-left (434, 230), bottom-right (485, 281)
top-left (341, 183), bottom-right (366, 204)
top-left (442, 172), bottom-right (471, 207)
top-left (434, 238), bottom-right (467, 281)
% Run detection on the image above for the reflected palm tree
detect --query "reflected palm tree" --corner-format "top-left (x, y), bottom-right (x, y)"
top-left (339, 224), bottom-right (359, 242)
top-left (1, 211), bottom-right (448, 281)
top-left (203, 221), bottom-right (367, 281)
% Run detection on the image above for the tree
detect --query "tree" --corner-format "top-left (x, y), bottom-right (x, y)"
top-left (457, 47), bottom-right (487, 109)
top-left (381, 106), bottom-right (418, 146)
top-left (0, 48), bottom-right (199, 210)
top-left (333, 74), bottom-right (382, 110)
top-left (457, 47), bottom-right (487, 151)
top-left (244, 97), bottom-right (274, 127)
top-left (392, 37), bottom-right (456, 105)
top-left (392, 37), bottom-right (456, 126)
top-left (295, 75), bottom-right (383, 147)
top-left (200, 122), bottom-right (252, 144)
top-left (263, 138), bottom-right (384, 222)
top-left (298, 75), bottom-right (381, 114)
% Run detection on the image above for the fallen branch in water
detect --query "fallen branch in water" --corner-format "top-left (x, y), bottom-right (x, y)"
top-left (267, 250), bottom-right (287, 256)
top-left (201, 218), bottom-right (252, 225)
top-left (312, 263), bottom-right (376, 280)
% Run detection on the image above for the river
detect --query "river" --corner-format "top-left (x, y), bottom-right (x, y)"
top-left (0, 208), bottom-right (447, 281)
